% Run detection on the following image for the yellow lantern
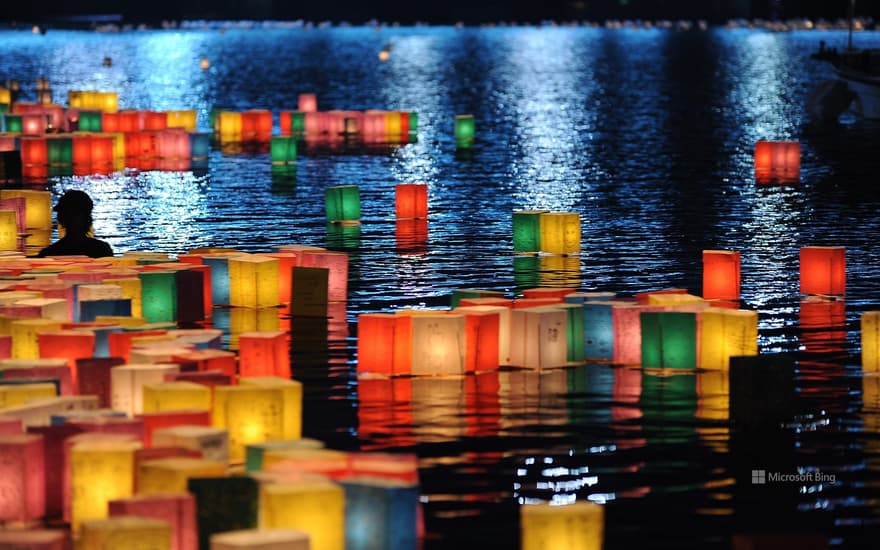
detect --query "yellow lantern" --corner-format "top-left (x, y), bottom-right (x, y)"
top-left (211, 529), bottom-right (310, 549)
top-left (539, 212), bottom-right (580, 255)
top-left (260, 479), bottom-right (345, 550)
top-left (213, 386), bottom-right (286, 462)
top-left (11, 318), bottom-right (63, 359)
top-left (0, 189), bottom-right (51, 230)
top-left (69, 437), bottom-right (141, 532)
top-left (239, 377), bottom-right (302, 440)
top-left (862, 311), bottom-right (880, 372)
top-left (136, 457), bottom-right (228, 495)
top-left (699, 308), bottom-right (758, 370)
top-left (142, 381), bottom-right (212, 413)
top-left (0, 381), bottom-right (57, 409)
top-left (229, 255), bottom-right (280, 308)
top-left (520, 501), bottom-right (604, 550)
top-left (0, 210), bottom-right (17, 251)
top-left (111, 363), bottom-right (181, 416)
top-left (79, 516), bottom-right (171, 550)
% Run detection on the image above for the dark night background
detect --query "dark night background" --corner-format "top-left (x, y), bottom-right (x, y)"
top-left (1, 1), bottom-right (879, 26)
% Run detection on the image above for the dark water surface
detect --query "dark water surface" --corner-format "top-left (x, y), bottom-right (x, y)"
top-left (3, 25), bottom-right (880, 548)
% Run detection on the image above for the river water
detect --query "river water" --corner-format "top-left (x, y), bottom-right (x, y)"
top-left (2, 23), bottom-right (880, 548)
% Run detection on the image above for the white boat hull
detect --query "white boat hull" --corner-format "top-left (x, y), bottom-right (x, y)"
top-left (836, 70), bottom-right (880, 119)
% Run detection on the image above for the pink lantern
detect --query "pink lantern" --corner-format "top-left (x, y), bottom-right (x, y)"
top-left (0, 529), bottom-right (68, 549)
top-left (298, 93), bottom-right (318, 112)
top-left (298, 250), bottom-right (348, 302)
top-left (0, 433), bottom-right (46, 522)
top-left (109, 493), bottom-right (197, 550)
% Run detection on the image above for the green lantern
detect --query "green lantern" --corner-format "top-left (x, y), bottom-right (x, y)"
top-left (560, 303), bottom-right (585, 362)
top-left (325, 185), bottom-right (361, 223)
top-left (513, 210), bottom-right (547, 252)
top-left (78, 111), bottom-right (103, 132)
top-left (291, 111), bottom-right (306, 134)
top-left (4, 114), bottom-right (22, 133)
top-left (0, 103), bottom-right (9, 114)
top-left (47, 137), bottom-right (72, 165)
top-left (454, 114), bottom-right (475, 148)
top-left (270, 136), bottom-right (297, 165)
top-left (640, 311), bottom-right (697, 370)
top-left (138, 270), bottom-right (178, 323)
top-left (408, 112), bottom-right (418, 133)
top-left (513, 255), bottom-right (540, 291)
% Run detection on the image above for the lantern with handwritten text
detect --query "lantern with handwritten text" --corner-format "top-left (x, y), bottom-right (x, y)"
top-left (699, 308), bottom-right (758, 370)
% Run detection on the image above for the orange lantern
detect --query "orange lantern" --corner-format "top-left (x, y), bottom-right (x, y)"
top-left (356, 314), bottom-right (407, 376)
top-left (143, 111), bottom-right (167, 131)
top-left (395, 184), bottom-right (428, 219)
top-left (20, 137), bottom-right (48, 166)
top-left (241, 110), bottom-right (273, 141)
top-left (37, 330), bottom-right (96, 392)
top-left (102, 112), bottom-right (120, 133)
top-left (238, 331), bottom-right (290, 379)
top-left (800, 246), bottom-right (845, 296)
top-left (754, 140), bottom-right (800, 183)
top-left (119, 111), bottom-right (144, 133)
top-left (702, 250), bottom-right (741, 300)
top-left (459, 308), bottom-right (500, 372)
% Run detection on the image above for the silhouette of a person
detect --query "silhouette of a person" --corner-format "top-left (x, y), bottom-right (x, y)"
top-left (37, 190), bottom-right (113, 258)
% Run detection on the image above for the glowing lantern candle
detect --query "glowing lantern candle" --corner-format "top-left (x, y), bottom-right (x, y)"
top-left (754, 140), bottom-right (800, 183)
top-left (395, 184), bottom-right (428, 219)
top-left (238, 331), bottom-right (290, 379)
top-left (139, 270), bottom-right (178, 323)
top-left (454, 114), bottom-right (475, 147)
top-left (211, 529), bottom-right (310, 549)
top-left (640, 311), bottom-right (698, 370)
top-left (325, 185), bottom-right (361, 223)
top-left (508, 306), bottom-right (568, 369)
top-left (702, 250), bottom-right (741, 300)
top-left (260, 479), bottom-right (345, 550)
top-left (229, 255), bottom-right (280, 308)
top-left (79, 516), bottom-right (171, 550)
top-left (520, 501), bottom-right (604, 550)
top-left (142, 381), bottom-right (212, 414)
top-left (298, 250), bottom-right (349, 303)
top-left (539, 212), bottom-right (580, 255)
top-left (298, 94), bottom-right (318, 112)
top-left (800, 246), bottom-right (846, 296)
top-left (137, 457), bottom-right (227, 495)
top-left (340, 478), bottom-right (419, 550)
top-left (69, 437), bottom-right (140, 532)
top-left (0, 529), bottom-right (67, 549)
top-left (212, 386), bottom-right (286, 461)
top-left (152, 425), bottom-right (229, 463)
top-left (699, 308), bottom-right (758, 370)
top-left (111, 364), bottom-right (181, 417)
top-left (109, 493), bottom-right (196, 550)
top-left (239, 377), bottom-right (302, 440)
top-left (0, 433), bottom-right (45, 521)
top-left (862, 311), bottom-right (880, 372)
top-left (270, 136), bottom-right (297, 165)
top-left (406, 313), bottom-right (466, 376)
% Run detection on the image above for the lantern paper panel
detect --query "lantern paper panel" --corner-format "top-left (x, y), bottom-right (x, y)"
top-left (0, 381), bottom-right (57, 409)
top-left (289, 266), bottom-right (329, 318)
top-left (152, 425), bottom-right (228, 463)
top-left (298, 251), bottom-right (348, 303)
top-left (454, 114), bottom-right (475, 147)
top-left (357, 314), bottom-right (401, 376)
top-left (69, 437), bottom-right (140, 532)
top-left (454, 304), bottom-right (511, 366)
top-left (702, 250), bottom-right (741, 300)
top-left (138, 410), bottom-right (212, 448)
top-left (325, 185), bottom-right (361, 223)
top-left (395, 184), bottom-right (428, 219)
top-left (509, 307), bottom-right (568, 369)
top-left (78, 516), bottom-right (171, 550)
top-left (0, 433), bottom-right (46, 521)
top-left (11, 318), bottom-right (63, 359)
top-left (520, 501), bottom-right (604, 550)
top-left (341, 477), bottom-right (419, 550)
top-left (458, 307), bottom-right (501, 373)
top-left (142, 381), bottom-right (212, 414)
top-left (298, 94), bottom-right (318, 112)
top-left (108, 492), bottom-right (197, 550)
top-left (137, 457), bottom-right (227, 495)
top-left (612, 303), bottom-right (666, 366)
top-left (111, 364), bottom-right (182, 417)
top-left (640, 312), bottom-right (698, 370)
top-left (800, 246), bottom-right (846, 296)
top-left (139, 270), bottom-right (178, 323)
top-left (238, 331), bottom-right (290, 379)
top-left (862, 311), bottom-right (880, 372)
top-left (754, 140), bottom-right (800, 183)
top-left (699, 308), bottom-right (758, 370)
top-left (210, 528), bottom-right (310, 550)
top-left (228, 255), bottom-right (280, 309)
top-left (0, 357), bottom-right (72, 396)
top-left (260, 479), bottom-right (345, 550)
top-left (77, 356), bottom-right (125, 407)
top-left (212, 386), bottom-right (286, 462)
top-left (200, 255), bottom-right (232, 306)
top-left (239, 377), bottom-right (302, 440)
top-left (408, 314), bottom-right (466, 376)
top-left (539, 212), bottom-right (580, 255)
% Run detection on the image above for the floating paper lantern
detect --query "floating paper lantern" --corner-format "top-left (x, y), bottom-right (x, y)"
top-left (69, 437), bottom-right (140, 531)
top-left (287, 267), bottom-right (328, 318)
top-left (457, 307), bottom-right (501, 372)
top-left (357, 314), bottom-right (404, 376)
top-left (260, 479), bottom-right (345, 550)
top-left (76, 357), bottom-right (124, 407)
top-left (216, 111), bottom-right (242, 141)
top-left (702, 250), bottom-right (741, 300)
top-left (395, 184), bottom-right (428, 219)
top-left (520, 501), bottom-right (604, 550)
top-left (298, 94), bottom-right (318, 113)
top-left (800, 246), bottom-right (846, 296)
top-left (325, 185), bottom-right (361, 223)
top-left (109, 493), bottom-right (196, 550)
top-left (140, 270), bottom-right (178, 323)
top-left (612, 302), bottom-right (665, 365)
top-left (509, 306), bottom-right (568, 369)
top-left (0, 433), bottom-right (46, 521)
top-left (862, 311), bottom-right (880, 372)
top-left (166, 110), bottom-right (197, 132)
top-left (111, 364), bottom-right (181, 416)
top-left (539, 212), bottom-right (580, 255)
top-left (238, 332), bottom-right (290, 379)
top-left (754, 140), bottom-right (800, 184)
top-left (558, 303), bottom-right (585, 362)
top-left (241, 110), bottom-right (273, 141)
top-left (270, 136), bottom-right (297, 165)
top-left (1, 357), bottom-right (72, 395)
top-left (404, 313), bottom-right (466, 376)
top-left (229, 255), bottom-right (280, 308)
top-left (212, 386), bottom-right (286, 461)
top-left (152, 425), bottom-right (229, 463)
top-left (211, 529), bottom-right (310, 550)
top-left (454, 114), bottom-right (475, 147)
top-left (239, 377), bottom-right (302, 440)
top-left (298, 250), bottom-right (349, 303)
top-left (0, 381), bottom-right (58, 409)
top-left (142, 381), bottom-right (212, 414)
top-left (341, 478), bottom-right (419, 550)
top-left (137, 457), bottom-right (227, 495)
top-left (11, 318), bottom-right (63, 359)
top-left (137, 410), bottom-right (212, 448)
top-left (79, 516), bottom-right (170, 550)
top-left (0, 209), bottom-right (17, 250)
top-left (699, 308), bottom-right (758, 370)
top-left (203, 254), bottom-right (242, 307)
top-left (188, 476), bottom-right (259, 547)
top-left (640, 311), bottom-right (698, 370)
top-left (0, 189), bottom-right (51, 229)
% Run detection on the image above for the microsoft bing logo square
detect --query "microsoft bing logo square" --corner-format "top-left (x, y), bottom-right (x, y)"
top-left (752, 470), bottom-right (766, 484)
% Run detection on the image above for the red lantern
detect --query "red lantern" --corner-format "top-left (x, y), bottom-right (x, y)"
top-left (119, 110), bottom-right (145, 132)
top-left (238, 331), bottom-right (290, 379)
top-left (102, 112), bottom-right (120, 133)
top-left (702, 250), bottom-right (741, 300)
top-left (357, 314), bottom-right (404, 376)
top-left (137, 410), bottom-right (212, 447)
top-left (754, 140), bottom-right (800, 183)
top-left (22, 113), bottom-right (48, 136)
top-left (395, 184), bottom-right (428, 219)
top-left (460, 308), bottom-right (500, 372)
top-left (241, 110), bottom-right (272, 141)
top-left (279, 111), bottom-right (292, 135)
top-left (143, 111), bottom-right (167, 130)
top-left (38, 331), bottom-right (96, 393)
top-left (20, 137), bottom-right (48, 165)
top-left (800, 246), bottom-right (845, 296)
top-left (0, 434), bottom-right (46, 522)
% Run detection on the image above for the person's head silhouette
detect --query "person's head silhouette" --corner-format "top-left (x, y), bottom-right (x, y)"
top-left (54, 189), bottom-right (94, 236)
top-left (36, 189), bottom-right (113, 258)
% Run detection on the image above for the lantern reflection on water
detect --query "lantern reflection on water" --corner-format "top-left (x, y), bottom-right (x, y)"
top-left (520, 501), bottom-right (603, 550)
